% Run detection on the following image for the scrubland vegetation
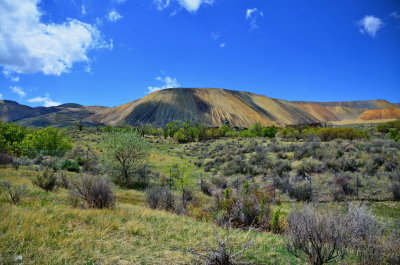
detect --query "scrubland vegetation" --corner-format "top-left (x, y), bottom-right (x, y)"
top-left (1, 120), bottom-right (399, 264)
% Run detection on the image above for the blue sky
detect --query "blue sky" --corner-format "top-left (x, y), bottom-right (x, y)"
top-left (0, 0), bottom-right (399, 107)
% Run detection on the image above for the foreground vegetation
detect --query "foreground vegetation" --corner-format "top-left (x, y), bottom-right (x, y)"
top-left (1, 120), bottom-right (399, 264)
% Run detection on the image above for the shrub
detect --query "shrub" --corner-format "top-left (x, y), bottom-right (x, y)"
top-left (376, 120), bottom-right (400, 133)
top-left (388, 128), bottom-right (400, 142)
top-left (33, 170), bottom-right (58, 192)
top-left (288, 182), bottom-right (312, 202)
top-left (286, 204), bottom-right (386, 265)
top-left (286, 206), bottom-right (347, 265)
top-left (272, 160), bottom-right (291, 178)
top-left (200, 179), bottom-right (213, 196)
top-left (296, 160), bottom-right (320, 178)
top-left (314, 127), bottom-right (367, 141)
top-left (270, 207), bottom-right (287, 234)
top-left (12, 157), bottom-right (33, 170)
top-left (0, 152), bottom-right (13, 165)
top-left (0, 181), bottom-right (27, 204)
top-left (335, 173), bottom-right (356, 196)
top-left (191, 227), bottom-right (254, 265)
top-left (327, 156), bottom-right (360, 173)
top-left (57, 171), bottom-right (70, 189)
top-left (392, 182), bottom-right (400, 201)
top-left (66, 146), bottom-right (99, 173)
top-left (60, 159), bottom-right (80, 172)
top-left (212, 177), bottom-right (228, 190)
top-left (145, 187), bottom-right (176, 211)
top-left (213, 185), bottom-right (271, 230)
top-left (35, 155), bottom-right (60, 170)
top-left (344, 204), bottom-right (383, 264)
top-left (69, 174), bottom-right (115, 209)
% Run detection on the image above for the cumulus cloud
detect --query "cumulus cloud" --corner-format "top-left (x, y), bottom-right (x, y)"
top-left (0, 0), bottom-right (111, 76)
top-left (358, 15), bottom-right (384, 38)
top-left (10, 86), bottom-right (26, 97)
top-left (147, 75), bottom-right (180, 93)
top-left (107, 9), bottom-right (122, 22)
top-left (178, 0), bottom-right (214, 12)
top-left (246, 8), bottom-right (263, 31)
top-left (154, 0), bottom-right (213, 12)
top-left (27, 93), bottom-right (61, 107)
top-left (0, 94), bottom-right (3, 100)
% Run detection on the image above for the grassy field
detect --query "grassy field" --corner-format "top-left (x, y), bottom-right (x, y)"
top-left (1, 129), bottom-right (399, 264)
top-left (0, 167), bottom-right (301, 265)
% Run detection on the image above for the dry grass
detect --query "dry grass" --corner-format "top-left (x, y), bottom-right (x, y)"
top-left (0, 167), bottom-right (301, 265)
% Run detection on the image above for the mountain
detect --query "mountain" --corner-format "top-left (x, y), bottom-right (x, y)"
top-left (87, 88), bottom-right (319, 127)
top-left (358, 108), bottom-right (400, 120)
top-left (1, 88), bottom-right (398, 127)
top-left (0, 100), bottom-right (107, 127)
top-left (292, 100), bottom-right (398, 123)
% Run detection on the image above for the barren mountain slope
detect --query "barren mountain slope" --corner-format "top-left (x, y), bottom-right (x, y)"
top-left (292, 100), bottom-right (397, 122)
top-left (88, 88), bottom-right (319, 127)
top-left (358, 108), bottom-right (400, 120)
top-left (292, 99), bottom-right (396, 109)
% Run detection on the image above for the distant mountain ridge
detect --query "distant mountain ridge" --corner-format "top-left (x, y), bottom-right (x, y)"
top-left (292, 99), bottom-right (399, 123)
top-left (1, 88), bottom-right (399, 127)
top-left (0, 100), bottom-right (107, 127)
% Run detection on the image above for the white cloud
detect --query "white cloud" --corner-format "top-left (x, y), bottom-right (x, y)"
top-left (246, 8), bottom-right (264, 31)
top-left (358, 15), bottom-right (384, 38)
top-left (154, 0), bottom-right (213, 12)
top-left (390, 11), bottom-right (400, 19)
top-left (0, 0), bottom-right (111, 76)
top-left (114, 0), bottom-right (127, 3)
top-left (154, 0), bottom-right (171, 10)
top-left (178, 0), bottom-right (214, 12)
top-left (220, 43), bottom-right (225, 48)
top-left (2, 69), bottom-right (20, 82)
top-left (107, 9), bottom-right (122, 22)
top-left (0, 94), bottom-right (3, 100)
top-left (27, 93), bottom-right (61, 107)
top-left (10, 86), bottom-right (26, 97)
top-left (84, 64), bottom-right (92, 73)
top-left (81, 5), bottom-right (87, 16)
top-left (147, 75), bottom-right (180, 93)
top-left (210, 31), bottom-right (220, 40)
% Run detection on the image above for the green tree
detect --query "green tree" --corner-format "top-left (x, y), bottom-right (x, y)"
top-left (165, 121), bottom-right (181, 138)
top-left (249, 122), bottom-right (263, 137)
top-left (103, 131), bottom-right (149, 188)
top-left (262, 126), bottom-right (278, 138)
top-left (0, 121), bottom-right (29, 156)
top-left (21, 127), bottom-right (72, 157)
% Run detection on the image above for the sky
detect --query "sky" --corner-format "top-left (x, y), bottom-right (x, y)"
top-left (0, 0), bottom-right (399, 107)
